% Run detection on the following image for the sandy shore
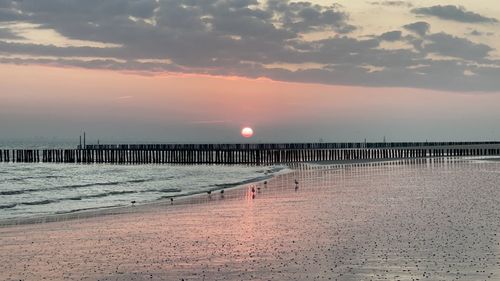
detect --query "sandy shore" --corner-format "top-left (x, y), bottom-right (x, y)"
top-left (1, 158), bottom-right (499, 280)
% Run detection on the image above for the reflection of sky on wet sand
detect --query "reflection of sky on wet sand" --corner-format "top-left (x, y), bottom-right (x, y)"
top-left (0, 158), bottom-right (499, 280)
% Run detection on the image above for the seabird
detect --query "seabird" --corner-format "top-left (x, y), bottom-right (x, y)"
top-left (170, 197), bottom-right (174, 204)
top-left (131, 200), bottom-right (136, 206)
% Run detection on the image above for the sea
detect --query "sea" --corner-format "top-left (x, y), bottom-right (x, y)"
top-left (0, 140), bottom-right (286, 220)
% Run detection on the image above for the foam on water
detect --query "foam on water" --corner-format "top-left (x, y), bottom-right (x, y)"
top-left (0, 163), bottom-right (285, 219)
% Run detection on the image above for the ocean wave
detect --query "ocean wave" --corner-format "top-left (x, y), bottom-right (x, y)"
top-left (0, 177), bottom-right (165, 196)
top-left (13, 187), bottom-right (179, 207)
top-left (144, 188), bottom-right (182, 193)
top-left (6, 175), bottom-right (265, 208)
top-left (6, 175), bottom-right (65, 182)
top-left (73, 190), bottom-right (137, 200)
top-left (0, 203), bottom-right (17, 209)
top-left (0, 164), bottom-right (283, 220)
top-left (22, 199), bottom-right (56, 206)
top-left (1, 190), bottom-right (34, 195)
top-left (30, 191), bottom-right (137, 204)
top-left (58, 179), bottom-right (154, 190)
top-left (54, 205), bottom-right (124, 215)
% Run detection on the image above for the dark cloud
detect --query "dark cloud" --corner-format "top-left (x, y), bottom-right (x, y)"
top-left (0, 40), bottom-right (125, 58)
top-left (470, 30), bottom-right (482, 36)
top-left (424, 32), bottom-right (493, 60)
top-left (0, 0), bottom-right (499, 92)
top-left (468, 30), bottom-right (494, 36)
top-left (267, 0), bottom-right (355, 33)
top-left (380, 30), bottom-right (402, 41)
top-left (403, 21), bottom-right (430, 37)
top-left (0, 56), bottom-right (182, 73)
top-left (401, 23), bottom-right (493, 61)
top-left (412, 5), bottom-right (498, 23)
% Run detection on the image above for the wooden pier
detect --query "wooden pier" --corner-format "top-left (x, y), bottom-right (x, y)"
top-left (1, 142), bottom-right (500, 165)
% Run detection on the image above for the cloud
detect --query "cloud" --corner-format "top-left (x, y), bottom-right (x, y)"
top-left (369, 1), bottom-right (413, 8)
top-left (412, 5), bottom-right (498, 23)
top-left (380, 30), bottom-right (402, 41)
top-left (468, 30), bottom-right (494, 36)
top-left (403, 21), bottom-right (430, 37)
top-left (0, 3), bottom-right (24, 22)
top-left (424, 32), bottom-right (493, 60)
top-left (0, 0), bottom-right (499, 92)
top-left (267, 0), bottom-right (355, 33)
top-left (469, 30), bottom-right (483, 36)
top-left (0, 27), bottom-right (22, 39)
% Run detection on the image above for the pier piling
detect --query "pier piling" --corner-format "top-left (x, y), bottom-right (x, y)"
top-left (0, 142), bottom-right (499, 164)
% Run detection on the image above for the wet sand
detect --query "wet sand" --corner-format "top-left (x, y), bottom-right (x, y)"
top-left (0, 158), bottom-right (499, 280)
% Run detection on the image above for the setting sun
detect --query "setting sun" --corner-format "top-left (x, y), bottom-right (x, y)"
top-left (241, 127), bottom-right (254, 138)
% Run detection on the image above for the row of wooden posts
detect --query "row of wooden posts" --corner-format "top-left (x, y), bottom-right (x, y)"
top-left (1, 146), bottom-right (500, 164)
top-left (84, 141), bottom-right (500, 150)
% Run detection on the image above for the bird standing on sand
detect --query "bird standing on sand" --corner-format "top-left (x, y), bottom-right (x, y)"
top-left (294, 179), bottom-right (299, 185)
top-left (170, 197), bottom-right (174, 205)
top-left (251, 186), bottom-right (256, 199)
top-left (131, 200), bottom-right (136, 206)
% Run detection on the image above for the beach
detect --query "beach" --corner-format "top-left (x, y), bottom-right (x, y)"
top-left (1, 158), bottom-right (499, 280)
top-left (0, 163), bottom-right (281, 221)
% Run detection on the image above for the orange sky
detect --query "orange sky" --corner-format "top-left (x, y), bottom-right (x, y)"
top-left (1, 64), bottom-right (500, 143)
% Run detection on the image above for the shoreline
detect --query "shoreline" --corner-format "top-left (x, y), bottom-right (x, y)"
top-left (1, 156), bottom-right (497, 227)
top-left (0, 168), bottom-right (286, 227)
top-left (0, 158), bottom-right (399, 227)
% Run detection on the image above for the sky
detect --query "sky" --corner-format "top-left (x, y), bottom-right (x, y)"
top-left (1, 0), bottom-right (500, 144)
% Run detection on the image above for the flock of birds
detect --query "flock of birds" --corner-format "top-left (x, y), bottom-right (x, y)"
top-left (131, 179), bottom-right (300, 206)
